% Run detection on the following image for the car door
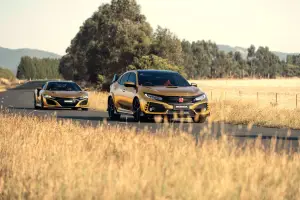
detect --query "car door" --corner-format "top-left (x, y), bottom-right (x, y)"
top-left (123, 72), bottom-right (137, 111)
top-left (114, 72), bottom-right (130, 111)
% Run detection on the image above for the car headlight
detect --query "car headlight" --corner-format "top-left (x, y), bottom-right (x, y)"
top-left (194, 93), bottom-right (207, 102)
top-left (145, 93), bottom-right (163, 101)
top-left (79, 95), bottom-right (88, 100)
top-left (43, 94), bottom-right (52, 98)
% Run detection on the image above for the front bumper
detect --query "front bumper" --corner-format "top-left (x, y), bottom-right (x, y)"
top-left (42, 97), bottom-right (89, 108)
top-left (139, 98), bottom-right (210, 118)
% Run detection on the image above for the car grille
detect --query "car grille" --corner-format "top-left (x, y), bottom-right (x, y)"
top-left (52, 97), bottom-right (80, 107)
top-left (161, 96), bottom-right (197, 104)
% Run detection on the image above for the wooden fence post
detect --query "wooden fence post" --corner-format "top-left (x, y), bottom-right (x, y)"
top-left (296, 94), bottom-right (298, 108)
top-left (211, 91), bottom-right (213, 101)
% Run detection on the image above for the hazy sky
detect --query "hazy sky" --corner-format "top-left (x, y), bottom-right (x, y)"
top-left (0, 0), bottom-right (299, 55)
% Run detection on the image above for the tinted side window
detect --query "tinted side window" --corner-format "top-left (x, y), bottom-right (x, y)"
top-left (127, 72), bottom-right (136, 84)
top-left (118, 73), bottom-right (130, 85)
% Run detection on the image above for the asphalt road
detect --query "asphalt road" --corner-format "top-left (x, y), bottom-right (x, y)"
top-left (1, 81), bottom-right (300, 151)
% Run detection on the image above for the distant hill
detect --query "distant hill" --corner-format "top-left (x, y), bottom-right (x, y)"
top-left (0, 46), bottom-right (61, 75)
top-left (217, 44), bottom-right (299, 61)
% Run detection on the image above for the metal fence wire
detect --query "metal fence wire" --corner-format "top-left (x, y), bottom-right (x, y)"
top-left (208, 90), bottom-right (300, 109)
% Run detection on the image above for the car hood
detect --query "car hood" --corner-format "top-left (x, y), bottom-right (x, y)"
top-left (140, 86), bottom-right (203, 96)
top-left (44, 91), bottom-right (88, 98)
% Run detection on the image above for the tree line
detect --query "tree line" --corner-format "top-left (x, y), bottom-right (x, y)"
top-left (16, 56), bottom-right (61, 80)
top-left (58, 0), bottom-right (300, 84)
top-left (13, 0), bottom-right (299, 83)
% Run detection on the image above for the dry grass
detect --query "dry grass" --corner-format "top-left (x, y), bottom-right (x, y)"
top-left (0, 78), bottom-right (26, 92)
top-left (88, 78), bottom-right (300, 129)
top-left (1, 112), bottom-right (300, 199)
top-left (88, 91), bottom-right (109, 111)
top-left (209, 100), bottom-right (300, 129)
top-left (191, 78), bottom-right (300, 109)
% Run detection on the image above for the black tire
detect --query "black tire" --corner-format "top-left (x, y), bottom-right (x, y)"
top-left (133, 98), bottom-right (148, 122)
top-left (166, 115), bottom-right (173, 123)
top-left (40, 97), bottom-right (45, 110)
top-left (82, 108), bottom-right (89, 111)
top-left (72, 107), bottom-right (79, 110)
top-left (108, 97), bottom-right (120, 121)
top-left (34, 94), bottom-right (39, 109)
top-left (192, 115), bottom-right (207, 123)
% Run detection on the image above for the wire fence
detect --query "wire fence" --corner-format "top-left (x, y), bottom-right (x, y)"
top-left (208, 90), bottom-right (300, 109)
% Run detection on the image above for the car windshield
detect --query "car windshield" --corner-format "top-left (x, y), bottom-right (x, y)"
top-left (138, 71), bottom-right (190, 87)
top-left (46, 82), bottom-right (82, 91)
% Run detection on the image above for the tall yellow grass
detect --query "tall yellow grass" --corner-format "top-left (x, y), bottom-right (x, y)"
top-left (191, 78), bottom-right (300, 109)
top-left (87, 79), bottom-right (300, 129)
top-left (88, 91), bottom-right (108, 111)
top-left (88, 92), bottom-right (300, 129)
top-left (1, 112), bottom-right (300, 199)
top-left (0, 78), bottom-right (26, 92)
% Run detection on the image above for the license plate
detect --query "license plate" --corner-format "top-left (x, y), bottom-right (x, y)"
top-left (64, 100), bottom-right (73, 103)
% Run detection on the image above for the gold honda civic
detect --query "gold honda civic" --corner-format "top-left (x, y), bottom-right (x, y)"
top-left (107, 70), bottom-right (210, 122)
top-left (34, 81), bottom-right (89, 110)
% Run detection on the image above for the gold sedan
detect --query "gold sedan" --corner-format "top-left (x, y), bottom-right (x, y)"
top-left (34, 81), bottom-right (89, 110)
top-left (107, 70), bottom-right (210, 122)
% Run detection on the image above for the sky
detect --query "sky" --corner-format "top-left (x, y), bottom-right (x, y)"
top-left (0, 0), bottom-right (299, 55)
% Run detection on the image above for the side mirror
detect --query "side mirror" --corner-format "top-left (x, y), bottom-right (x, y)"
top-left (124, 82), bottom-right (136, 88)
top-left (112, 74), bottom-right (119, 83)
top-left (191, 83), bottom-right (197, 87)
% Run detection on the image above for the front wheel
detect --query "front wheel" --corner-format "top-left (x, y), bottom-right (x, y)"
top-left (133, 98), bottom-right (148, 122)
top-left (40, 97), bottom-right (45, 110)
top-left (34, 94), bottom-right (39, 109)
top-left (82, 108), bottom-right (89, 111)
top-left (192, 115), bottom-right (207, 123)
top-left (108, 97), bottom-right (120, 121)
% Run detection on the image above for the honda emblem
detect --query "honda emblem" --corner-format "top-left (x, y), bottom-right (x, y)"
top-left (179, 97), bottom-right (184, 103)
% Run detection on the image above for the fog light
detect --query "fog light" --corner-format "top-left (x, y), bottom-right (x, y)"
top-left (203, 108), bottom-right (207, 112)
top-left (149, 107), bottom-right (155, 112)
